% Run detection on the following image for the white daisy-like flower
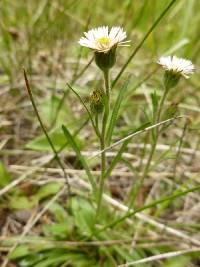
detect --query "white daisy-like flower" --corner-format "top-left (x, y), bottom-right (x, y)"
top-left (158, 55), bottom-right (195, 79)
top-left (79, 26), bottom-right (130, 53)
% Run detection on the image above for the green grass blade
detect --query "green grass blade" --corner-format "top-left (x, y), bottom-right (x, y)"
top-left (163, 38), bottom-right (189, 55)
top-left (180, 0), bottom-right (195, 38)
top-left (112, 0), bottom-right (178, 88)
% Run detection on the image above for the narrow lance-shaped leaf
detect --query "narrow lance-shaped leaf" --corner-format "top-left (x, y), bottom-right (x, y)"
top-left (62, 125), bottom-right (97, 194)
top-left (106, 77), bottom-right (130, 146)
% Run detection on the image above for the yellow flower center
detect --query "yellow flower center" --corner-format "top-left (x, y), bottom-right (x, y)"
top-left (97, 37), bottom-right (111, 46)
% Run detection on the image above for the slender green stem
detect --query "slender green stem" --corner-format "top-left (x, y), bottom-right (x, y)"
top-left (95, 69), bottom-right (110, 221)
top-left (138, 140), bottom-right (157, 192)
top-left (104, 69), bottom-right (110, 116)
top-left (94, 113), bottom-right (100, 135)
top-left (131, 84), bottom-right (176, 241)
top-left (98, 134), bottom-right (106, 202)
top-left (23, 69), bottom-right (71, 195)
top-left (173, 121), bottom-right (188, 178)
top-left (156, 85), bottom-right (169, 124)
top-left (132, 84), bottom-right (169, 207)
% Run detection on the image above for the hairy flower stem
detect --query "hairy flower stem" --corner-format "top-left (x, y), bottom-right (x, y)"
top-left (135, 85), bottom-right (169, 203)
top-left (156, 85), bottom-right (169, 123)
top-left (173, 121), bottom-right (188, 178)
top-left (132, 85), bottom-right (170, 242)
top-left (104, 70), bottom-right (110, 116)
top-left (95, 70), bottom-right (110, 221)
top-left (94, 113), bottom-right (100, 135)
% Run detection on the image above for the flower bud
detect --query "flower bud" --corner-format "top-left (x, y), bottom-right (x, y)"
top-left (164, 70), bottom-right (181, 89)
top-left (90, 89), bottom-right (104, 114)
top-left (94, 46), bottom-right (116, 71)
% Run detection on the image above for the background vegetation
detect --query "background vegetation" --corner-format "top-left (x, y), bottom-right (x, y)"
top-left (0, 0), bottom-right (200, 266)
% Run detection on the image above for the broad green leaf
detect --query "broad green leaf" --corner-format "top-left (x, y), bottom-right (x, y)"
top-left (36, 183), bottom-right (62, 201)
top-left (39, 95), bottom-right (70, 127)
top-left (25, 130), bottom-right (68, 151)
top-left (47, 202), bottom-right (69, 223)
top-left (9, 196), bottom-right (37, 210)
top-left (163, 255), bottom-right (191, 267)
top-left (71, 197), bottom-right (95, 236)
top-left (8, 184), bottom-right (62, 210)
top-left (43, 222), bottom-right (73, 238)
top-left (66, 253), bottom-right (96, 267)
top-left (34, 255), bottom-right (70, 267)
top-left (0, 161), bottom-right (11, 187)
top-left (9, 245), bottom-right (30, 260)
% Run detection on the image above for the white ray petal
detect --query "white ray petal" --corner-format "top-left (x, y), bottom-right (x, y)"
top-left (79, 25), bottom-right (130, 53)
top-left (158, 55), bottom-right (195, 79)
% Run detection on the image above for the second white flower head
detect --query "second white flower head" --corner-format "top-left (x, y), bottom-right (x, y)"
top-left (158, 56), bottom-right (195, 79)
top-left (79, 26), bottom-right (130, 53)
